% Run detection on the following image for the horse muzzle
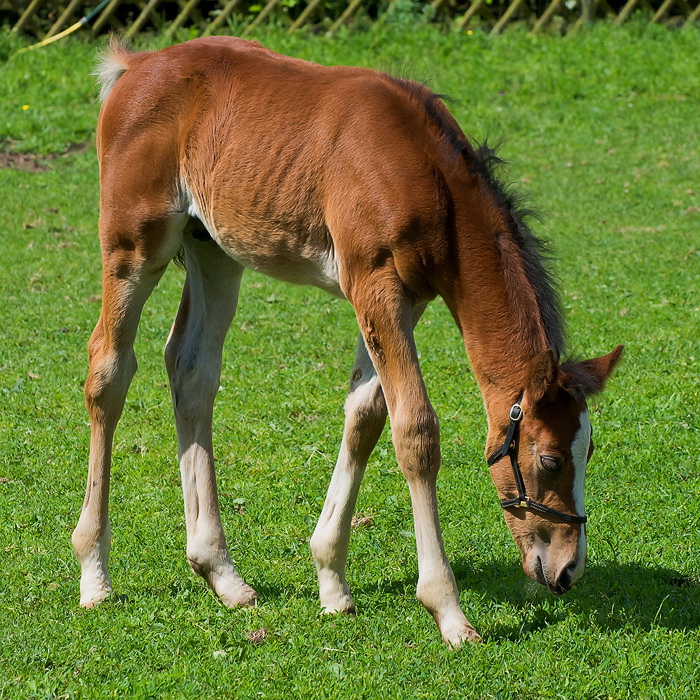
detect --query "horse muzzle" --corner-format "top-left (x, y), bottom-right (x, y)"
top-left (527, 550), bottom-right (583, 595)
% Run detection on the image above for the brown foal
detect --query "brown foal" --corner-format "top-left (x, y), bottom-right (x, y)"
top-left (73, 37), bottom-right (623, 646)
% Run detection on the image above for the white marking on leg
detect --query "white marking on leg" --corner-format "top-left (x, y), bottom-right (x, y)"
top-left (311, 339), bottom-right (383, 613)
top-left (74, 261), bottom-right (169, 609)
top-left (167, 241), bottom-right (256, 607)
top-left (311, 438), bottom-right (365, 613)
top-left (569, 409), bottom-right (590, 581)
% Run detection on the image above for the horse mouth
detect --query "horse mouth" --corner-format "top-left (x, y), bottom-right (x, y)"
top-left (533, 556), bottom-right (547, 586)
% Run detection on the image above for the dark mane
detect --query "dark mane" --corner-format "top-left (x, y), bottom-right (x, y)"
top-left (472, 141), bottom-right (566, 358)
top-left (386, 76), bottom-right (566, 358)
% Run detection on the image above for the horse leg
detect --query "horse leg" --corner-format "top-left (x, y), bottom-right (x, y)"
top-left (164, 232), bottom-right (256, 607)
top-left (310, 305), bottom-right (426, 614)
top-left (347, 271), bottom-right (479, 647)
top-left (310, 335), bottom-right (385, 613)
top-left (72, 214), bottom-right (182, 608)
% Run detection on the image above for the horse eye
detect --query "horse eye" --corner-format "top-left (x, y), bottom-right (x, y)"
top-left (539, 455), bottom-right (562, 472)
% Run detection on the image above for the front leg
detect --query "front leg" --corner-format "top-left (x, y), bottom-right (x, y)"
top-left (348, 272), bottom-right (479, 647)
top-left (407, 477), bottom-right (481, 646)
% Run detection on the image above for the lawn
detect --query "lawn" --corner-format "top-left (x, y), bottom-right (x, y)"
top-left (0, 17), bottom-right (699, 699)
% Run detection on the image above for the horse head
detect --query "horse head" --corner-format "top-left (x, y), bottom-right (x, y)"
top-left (487, 345), bottom-right (623, 594)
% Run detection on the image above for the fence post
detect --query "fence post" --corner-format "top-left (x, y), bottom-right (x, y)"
top-left (531, 0), bottom-right (563, 33)
top-left (456, 0), bottom-right (485, 31)
top-left (92, 0), bottom-right (123, 35)
top-left (287, 0), bottom-right (324, 34)
top-left (12, 0), bottom-right (44, 34)
top-left (492, 0), bottom-right (526, 33)
top-left (203, 0), bottom-right (245, 36)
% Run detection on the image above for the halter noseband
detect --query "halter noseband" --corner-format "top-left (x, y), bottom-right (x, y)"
top-left (486, 394), bottom-right (587, 525)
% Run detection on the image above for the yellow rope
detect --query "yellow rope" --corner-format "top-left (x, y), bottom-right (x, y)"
top-left (15, 0), bottom-right (111, 54)
top-left (16, 20), bottom-right (83, 54)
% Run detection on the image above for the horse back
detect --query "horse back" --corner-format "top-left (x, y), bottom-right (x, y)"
top-left (97, 37), bottom-right (451, 299)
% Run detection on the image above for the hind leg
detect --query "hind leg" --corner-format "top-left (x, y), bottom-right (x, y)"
top-left (164, 232), bottom-right (255, 607)
top-left (72, 213), bottom-right (182, 607)
top-left (310, 335), bottom-right (386, 613)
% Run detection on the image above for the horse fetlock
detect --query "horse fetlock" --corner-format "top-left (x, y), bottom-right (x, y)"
top-left (72, 513), bottom-right (110, 559)
top-left (186, 544), bottom-right (256, 606)
top-left (415, 577), bottom-right (479, 646)
top-left (74, 545), bottom-right (112, 609)
top-left (204, 566), bottom-right (257, 608)
top-left (416, 573), bottom-right (458, 617)
top-left (186, 548), bottom-right (222, 578)
top-left (309, 529), bottom-right (334, 565)
top-left (316, 569), bottom-right (355, 614)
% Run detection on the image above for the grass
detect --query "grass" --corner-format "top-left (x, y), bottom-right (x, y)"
top-left (1, 18), bottom-right (699, 699)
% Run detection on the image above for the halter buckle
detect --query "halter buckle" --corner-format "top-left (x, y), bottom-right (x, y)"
top-left (509, 403), bottom-right (523, 422)
top-left (515, 497), bottom-right (529, 508)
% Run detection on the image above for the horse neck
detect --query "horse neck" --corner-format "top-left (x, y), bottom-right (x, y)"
top-left (438, 177), bottom-right (557, 413)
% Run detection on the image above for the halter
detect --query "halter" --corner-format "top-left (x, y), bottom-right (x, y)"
top-left (486, 394), bottom-right (587, 525)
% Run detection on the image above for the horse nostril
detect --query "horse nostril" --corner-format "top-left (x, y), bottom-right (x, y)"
top-left (555, 560), bottom-right (578, 593)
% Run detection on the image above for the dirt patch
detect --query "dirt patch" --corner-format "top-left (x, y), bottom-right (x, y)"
top-left (0, 143), bottom-right (89, 172)
top-left (245, 628), bottom-right (267, 645)
top-left (0, 152), bottom-right (50, 172)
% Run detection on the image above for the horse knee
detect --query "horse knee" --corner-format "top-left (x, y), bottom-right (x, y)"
top-left (392, 408), bottom-right (441, 479)
top-left (84, 343), bottom-right (137, 422)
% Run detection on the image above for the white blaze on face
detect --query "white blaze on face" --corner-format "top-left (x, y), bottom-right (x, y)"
top-left (569, 409), bottom-right (591, 581)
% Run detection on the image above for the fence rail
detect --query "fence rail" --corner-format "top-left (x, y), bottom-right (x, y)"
top-left (2, 0), bottom-right (698, 41)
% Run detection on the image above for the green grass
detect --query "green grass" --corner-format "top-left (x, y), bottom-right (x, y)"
top-left (1, 19), bottom-right (699, 699)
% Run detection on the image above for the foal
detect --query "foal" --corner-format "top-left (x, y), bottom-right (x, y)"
top-left (73, 37), bottom-right (622, 647)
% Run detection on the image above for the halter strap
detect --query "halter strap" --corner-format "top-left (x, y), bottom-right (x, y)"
top-left (487, 394), bottom-right (587, 525)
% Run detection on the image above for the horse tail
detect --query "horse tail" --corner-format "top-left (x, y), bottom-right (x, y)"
top-left (95, 37), bottom-right (132, 102)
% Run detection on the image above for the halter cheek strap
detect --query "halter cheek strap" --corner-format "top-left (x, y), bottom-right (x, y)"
top-left (487, 395), bottom-right (587, 525)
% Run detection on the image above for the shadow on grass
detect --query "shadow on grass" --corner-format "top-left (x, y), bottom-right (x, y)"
top-left (249, 560), bottom-right (700, 641)
top-left (110, 556), bottom-right (699, 643)
top-left (452, 558), bottom-right (700, 640)
top-left (333, 557), bottom-right (700, 641)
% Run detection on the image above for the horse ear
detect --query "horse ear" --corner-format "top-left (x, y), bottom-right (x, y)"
top-left (524, 349), bottom-right (558, 405)
top-left (577, 345), bottom-right (624, 395)
top-left (561, 345), bottom-right (624, 398)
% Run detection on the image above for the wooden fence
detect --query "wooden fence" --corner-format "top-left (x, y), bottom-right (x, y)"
top-left (3, 0), bottom-right (699, 41)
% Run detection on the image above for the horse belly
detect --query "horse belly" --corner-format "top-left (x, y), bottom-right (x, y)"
top-left (222, 228), bottom-right (343, 296)
top-left (192, 200), bottom-right (343, 296)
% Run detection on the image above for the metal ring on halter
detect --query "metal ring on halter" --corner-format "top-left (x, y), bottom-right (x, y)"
top-left (487, 394), bottom-right (587, 525)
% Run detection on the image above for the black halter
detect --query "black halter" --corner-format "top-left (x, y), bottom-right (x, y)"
top-left (487, 395), bottom-right (587, 525)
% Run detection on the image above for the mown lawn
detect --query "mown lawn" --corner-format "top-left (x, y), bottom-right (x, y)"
top-left (0, 18), bottom-right (698, 699)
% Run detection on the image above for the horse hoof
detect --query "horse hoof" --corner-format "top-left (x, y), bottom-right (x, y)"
top-left (80, 587), bottom-right (112, 609)
top-left (220, 583), bottom-right (258, 608)
top-left (442, 622), bottom-right (482, 648)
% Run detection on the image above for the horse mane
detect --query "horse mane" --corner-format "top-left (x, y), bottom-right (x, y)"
top-left (472, 140), bottom-right (566, 359)
top-left (385, 76), bottom-right (566, 359)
